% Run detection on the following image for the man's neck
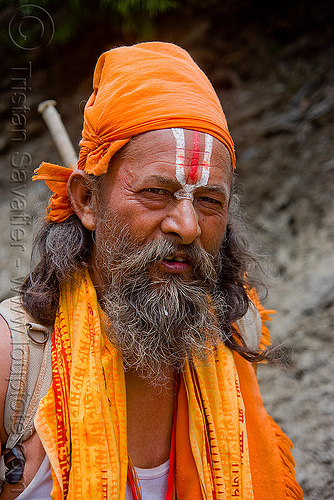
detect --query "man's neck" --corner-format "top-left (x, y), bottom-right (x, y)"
top-left (125, 369), bottom-right (175, 468)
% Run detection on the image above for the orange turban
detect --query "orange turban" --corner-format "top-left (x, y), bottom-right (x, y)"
top-left (34, 41), bottom-right (235, 222)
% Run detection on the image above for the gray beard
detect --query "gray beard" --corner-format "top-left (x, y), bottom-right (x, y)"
top-left (95, 221), bottom-right (229, 385)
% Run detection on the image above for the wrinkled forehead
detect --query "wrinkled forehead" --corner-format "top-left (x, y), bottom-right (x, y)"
top-left (116, 128), bottom-right (233, 169)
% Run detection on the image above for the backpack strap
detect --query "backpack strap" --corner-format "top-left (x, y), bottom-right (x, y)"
top-left (236, 300), bottom-right (262, 351)
top-left (0, 296), bottom-right (53, 491)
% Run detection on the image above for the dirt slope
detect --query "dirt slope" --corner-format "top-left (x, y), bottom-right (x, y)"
top-left (0, 3), bottom-right (333, 498)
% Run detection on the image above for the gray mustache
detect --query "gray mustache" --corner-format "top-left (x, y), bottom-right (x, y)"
top-left (106, 238), bottom-right (218, 285)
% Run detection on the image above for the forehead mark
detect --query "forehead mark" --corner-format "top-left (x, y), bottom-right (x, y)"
top-left (171, 128), bottom-right (213, 201)
top-left (189, 130), bottom-right (200, 181)
top-left (172, 128), bottom-right (186, 185)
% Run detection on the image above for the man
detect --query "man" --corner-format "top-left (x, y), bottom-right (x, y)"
top-left (0, 42), bottom-right (303, 499)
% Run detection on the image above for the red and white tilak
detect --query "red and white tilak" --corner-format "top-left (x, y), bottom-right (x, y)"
top-left (172, 128), bottom-right (213, 201)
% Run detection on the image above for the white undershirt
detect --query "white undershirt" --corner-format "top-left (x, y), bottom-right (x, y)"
top-left (15, 455), bottom-right (169, 500)
top-left (15, 455), bottom-right (52, 499)
top-left (125, 460), bottom-right (170, 500)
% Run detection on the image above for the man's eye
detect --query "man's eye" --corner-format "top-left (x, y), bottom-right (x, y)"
top-left (144, 188), bottom-right (169, 196)
top-left (198, 196), bottom-right (222, 205)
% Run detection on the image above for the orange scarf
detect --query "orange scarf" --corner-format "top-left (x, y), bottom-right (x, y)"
top-left (33, 42), bottom-right (235, 223)
top-left (35, 270), bottom-right (302, 499)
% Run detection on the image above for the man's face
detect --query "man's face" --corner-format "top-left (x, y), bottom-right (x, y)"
top-left (89, 128), bottom-right (233, 383)
top-left (93, 128), bottom-right (233, 279)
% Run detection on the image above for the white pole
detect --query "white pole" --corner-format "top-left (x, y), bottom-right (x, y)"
top-left (38, 100), bottom-right (78, 169)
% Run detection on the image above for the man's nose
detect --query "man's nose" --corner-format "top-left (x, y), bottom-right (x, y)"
top-left (160, 198), bottom-right (201, 245)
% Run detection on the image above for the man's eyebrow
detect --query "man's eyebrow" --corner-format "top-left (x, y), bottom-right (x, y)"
top-left (144, 175), bottom-right (181, 189)
top-left (196, 184), bottom-right (230, 199)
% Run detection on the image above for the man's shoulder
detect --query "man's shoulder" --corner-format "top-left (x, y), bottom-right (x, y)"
top-left (235, 302), bottom-right (262, 351)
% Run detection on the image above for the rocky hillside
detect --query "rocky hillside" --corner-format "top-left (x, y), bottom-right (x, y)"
top-left (0, 2), bottom-right (333, 498)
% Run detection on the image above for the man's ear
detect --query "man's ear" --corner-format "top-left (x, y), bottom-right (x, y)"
top-left (67, 170), bottom-right (97, 231)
